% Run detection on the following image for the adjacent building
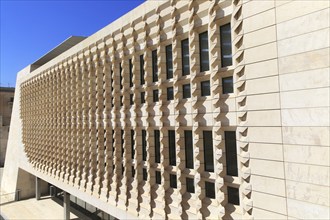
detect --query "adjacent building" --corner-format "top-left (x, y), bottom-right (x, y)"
top-left (1, 0), bottom-right (329, 219)
top-left (0, 87), bottom-right (15, 167)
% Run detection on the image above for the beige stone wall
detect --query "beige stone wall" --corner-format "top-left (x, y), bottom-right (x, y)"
top-left (1, 0), bottom-right (329, 220)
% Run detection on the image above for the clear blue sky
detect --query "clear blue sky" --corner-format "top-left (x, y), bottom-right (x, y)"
top-left (1, 0), bottom-right (145, 87)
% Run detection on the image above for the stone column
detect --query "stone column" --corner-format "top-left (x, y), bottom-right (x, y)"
top-left (35, 177), bottom-right (41, 200)
top-left (63, 191), bottom-right (70, 220)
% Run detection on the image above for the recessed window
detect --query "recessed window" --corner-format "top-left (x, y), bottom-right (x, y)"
top-left (121, 130), bottom-right (124, 157)
top-left (186, 177), bottom-right (195, 193)
top-left (130, 94), bottom-right (134, 105)
top-left (199, 31), bottom-right (209, 72)
top-left (168, 130), bottom-right (176, 166)
top-left (129, 59), bottom-right (133, 87)
top-left (141, 92), bottom-right (145, 104)
top-left (182, 84), bottom-right (191, 99)
top-left (184, 130), bottom-right (194, 169)
top-left (228, 186), bottom-right (240, 205)
top-left (220, 23), bottom-right (233, 67)
top-left (222, 76), bottom-right (233, 94)
top-left (142, 130), bottom-right (147, 161)
top-left (153, 90), bottom-right (159, 102)
top-left (131, 130), bottom-right (135, 159)
top-left (132, 166), bottom-right (135, 178)
top-left (167, 87), bottom-right (174, 101)
top-left (143, 168), bottom-right (147, 181)
top-left (225, 131), bottom-right (238, 176)
top-left (205, 181), bottom-right (215, 199)
top-left (140, 55), bottom-right (145, 85)
top-left (201, 80), bottom-right (210, 97)
top-left (166, 44), bottom-right (173, 79)
top-left (154, 130), bottom-right (160, 163)
top-left (152, 50), bottom-right (158, 82)
top-left (120, 96), bottom-right (123, 106)
top-left (155, 171), bottom-right (161, 184)
top-left (119, 63), bottom-right (123, 89)
top-left (182, 38), bottom-right (190, 76)
top-left (203, 131), bottom-right (214, 172)
top-left (170, 174), bottom-right (177, 188)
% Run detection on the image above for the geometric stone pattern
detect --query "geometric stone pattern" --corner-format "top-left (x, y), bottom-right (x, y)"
top-left (12, 0), bottom-right (330, 219)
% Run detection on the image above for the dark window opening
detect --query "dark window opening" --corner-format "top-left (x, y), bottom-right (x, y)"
top-left (182, 84), bottom-right (191, 99)
top-left (225, 131), bottom-right (238, 176)
top-left (152, 50), bottom-right (158, 82)
top-left (199, 31), bottom-right (209, 72)
top-left (182, 39), bottom-right (190, 76)
top-left (186, 177), bottom-right (195, 193)
top-left (228, 186), bottom-right (240, 205)
top-left (166, 44), bottom-right (173, 79)
top-left (222, 76), bottom-right (233, 94)
top-left (220, 23), bottom-right (233, 67)
top-left (184, 130), bottom-right (194, 169)
top-left (201, 80), bottom-right (210, 97)
top-left (203, 131), bottom-right (214, 172)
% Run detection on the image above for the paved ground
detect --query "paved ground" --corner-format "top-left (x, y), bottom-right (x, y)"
top-left (0, 196), bottom-right (93, 220)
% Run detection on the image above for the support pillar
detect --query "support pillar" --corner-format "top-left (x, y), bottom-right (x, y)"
top-left (63, 191), bottom-right (70, 220)
top-left (35, 177), bottom-right (41, 200)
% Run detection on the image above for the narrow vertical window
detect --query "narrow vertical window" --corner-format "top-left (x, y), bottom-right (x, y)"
top-left (227, 186), bottom-right (240, 205)
top-left (222, 76), bottom-right (233, 94)
top-left (140, 55), bottom-right (145, 85)
top-left (205, 181), bottom-right (215, 199)
top-left (201, 80), bottom-right (210, 97)
top-left (120, 96), bottom-right (123, 106)
top-left (167, 87), bottom-right (174, 101)
top-left (203, 131), bottom-right (214, 172)
top-left (170, 174), bottom-right (177, 188)
top-left (132, 166), bottom-right (135, 177)
top-left (199, 31), bottom-right (209, 72)
top-left (154, 130), bottom-right (160, 163)
top-left (182, 84), bottom-right (191, 99)
top-left (184, 130), bottom-right (194, 169)
top-left (166, 44), bottom-right (173, 79)
top-left (225, 131), bottom-right (238, 176)
top-left (152, 50), bottom-right (158, 82)
top-left (143, 168), bottom-right (147, 181)
top-left (121, 130), bottom-right (124, 157)
top-left (153, 89), bottom-right (159, 102)
top-left (130, 94), bottom-right (134, 105)
top-left (119, 63), bottom-right (123, 89)
top-left (131, 129), bottom-right (135, 159)
top-left (168, 130), bottom-right (176, 166)
top-left (181, 39), bottom-right (190, 76)
top-left (155, 171), bottom-right (161, 184)
top-left (186, 177), bottom-right (195, 193)
top-left (220, 23), bottom-right (233, 67)
top-left (129, 59), bottom-right (133, 87)
top-left (141, 92), bottom-right (145, 104)
top-left (142, 129), bottom-right (147, 161)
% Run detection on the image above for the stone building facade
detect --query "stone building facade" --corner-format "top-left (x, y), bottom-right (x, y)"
top-left (1, 0), bottom-right (329, 219)
top-left (0, 87), bottom-right (15, 167)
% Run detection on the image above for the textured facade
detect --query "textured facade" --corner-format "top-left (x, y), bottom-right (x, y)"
top-left (1, 0), bottom-right (329, 219)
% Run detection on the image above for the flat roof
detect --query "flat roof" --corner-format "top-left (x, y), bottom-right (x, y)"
top-left (0, 87), bottom-right (15, 92)
top-left (31, 36), bottom-right (87, 69)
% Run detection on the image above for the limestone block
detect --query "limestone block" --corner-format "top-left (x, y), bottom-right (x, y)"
top-left (245, 59), bottom-right (278, 80)
top-left (219, 112), bottom-right (237, 127)
top-left (275, 0), bottom-right (292, 7)
top-left (281, 107), bottom-right (330, 126)
top-left (245, 76), bottom-right (279, 95)
top-left (277, 8), bottom-right (329, 40)
top-left (282, 126), bottom-right (330, 146)
top-left (277, 28), bottom-right (329, 57)
top-left (242, 0), bottom-right (274, 19)
top-left (284, 144), bottom-right (329, 166)
top-left (245, 93), bottom-right (280, 111)
top-left (276, 0), bottom-right (330, 23)
top-left (280, 88), bottom-right (329, 108)
top-left (286, 180), bottom-right (330, 206)
top-left (219, 97), bottom-right (236, 112)
top-left (245, 42), bottom-right (277, 64)
top-left (253, 207), bottom-right (288, 220)
top-left (250, 175), bottom-right (286, 197)
top-left (243, 26), bottom-right (276, 49)
top-left (278, 48), bottom-right (329, 74)
top-left (279, 68), bottom-right (330, 91)
top-left (245, 110), bottom-right (281, 127)
top-left (287, 198), bottom-right (330, 220)
top-left (285, 162), bottom-right (330, 186)
top-left (243, 9), bottom-right (276, 33)
top-left (247, 127), bottom-right (282, 144)
top-left (250, 159), bottom-right (284, 179)
top-left (252, 191), bottom-right (287, 215)
top-left (249, 143), bottom-right (283, 161)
